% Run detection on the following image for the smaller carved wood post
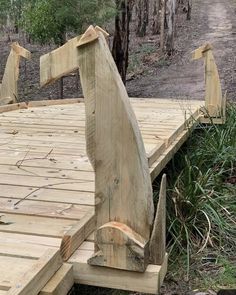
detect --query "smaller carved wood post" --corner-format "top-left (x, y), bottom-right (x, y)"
top-left (192, 43), bottom-right (224, 118)
top-left (0, 43), bottom-right (31, 105)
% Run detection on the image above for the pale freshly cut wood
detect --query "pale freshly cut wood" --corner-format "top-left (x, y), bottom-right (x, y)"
top-left (77, 25), bottom-right (99, 47)
top-left (0, 214), bottom-right (78, 237)
top-left (0, 240), bottom-right (53, 259)
top-left (149, 174), bottom-right (166, 265)
top-left (0, 197), bottom-right (92, 220)
top-left (0, 103), bottom-right (27, 113)
top-left (87, 221), bottom-right (149, 272)
top-left (150, 129), bottom-right (191, 181)
top-left (0, 232), bottom-right (61, 248)
top-left (0, 165), bottom-right (94, 182)
top-left (200, 116), bottom-right (225, 124)
top-left (147, 141), bottom-right (165, 166)
top-left (0, 173), bottom-right (94, 192)
top-left (77, 25), bottom-right (109, 47)
top-left (204, 49), bottom-right (223, 117)
top-left (0, 256), bottom-right (34, 287)
top-left (69, 243), bottom-right (168, 294)
top-left (40, 264), bottom-right (74, 295)
top-left (0, 155), bottom-right (92, 173)
top-left (27, 98), bottom-right (83, 108)
top-left (192, 43), bottom-right (212, 60)
top-left (192, 43), bottom-right (223, 117)
top-left (78, 28), bottom-right (154, 271)
top-left (150, 117), bottom-right (198, 181)
top-left (7, 249), bottom-right (62, 295)
top-left (0, 56), bottom-right (222, 291)
top-left (0, 43), bottom-right (31, 105)
top-left (60, 209), bottom-right (95, 261)
top-left (40, 36), bottom-right (81, 87)
top-left (0, 184), bottom-right (94, 206)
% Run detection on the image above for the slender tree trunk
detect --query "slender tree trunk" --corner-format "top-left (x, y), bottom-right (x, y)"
top-left (186, 0), bottom-right (192, 20)
top-left (112, 0), bottom-right (134, 84)
top-left (135, 0), bottom-right (149, 37)
top-left (166, 0), bottom-right (176, 55)
top-left (152, 0), bottom-right (161, 34)
top-left (58, 33), bottom-right (66, 99)
top-left (59, 78), bottom-right (64, 99)
top-left (159, 0), bottom-right (166, 53)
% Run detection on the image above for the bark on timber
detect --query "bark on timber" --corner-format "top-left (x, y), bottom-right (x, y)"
top-left (135, 0), bottom-right (149, 37)
top-left (112, 0), bottom-right (134, 83)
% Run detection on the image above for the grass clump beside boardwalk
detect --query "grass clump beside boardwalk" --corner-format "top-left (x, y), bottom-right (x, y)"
top-left (157, 103), bottom-right (236, 287)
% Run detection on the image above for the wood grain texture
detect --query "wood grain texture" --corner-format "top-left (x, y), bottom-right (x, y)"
top-left (40, 36), bottom-right (81, 87)
top-left (40, 264), bottom-right (74, 295)
top-left (7, 249), bottom-right (62, 295)
top-left (78, 28), bottom-right (154, 271)
top-left (192, 43), bottom-right (223, 117)
top-left (60, 209), bottom-right (95, 261)
top-left (149, 174), bottom-right (166, 265)
top-left (88, 221), bottom-right (149, 272)
top-left (69, 242), bottom-right (168, 294)
top-left (0, 34), bottom-right (213, 290)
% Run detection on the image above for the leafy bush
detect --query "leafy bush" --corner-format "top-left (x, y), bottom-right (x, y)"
top-left (21, 0), bottom-right (115, 45)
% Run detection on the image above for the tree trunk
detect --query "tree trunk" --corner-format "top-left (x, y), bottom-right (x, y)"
top-left (186, 0), bottom-right (192, 20)
top-left (166, 0), bottom-right (176, 55)
top-left (112, 0), bottom-right (134, 84)
top-left (58, 33), bottom-right (66, 99)
top-left (59, 77), bottom-right (64, 99)
top-left (152, 0), bottom-right (161, 34)
top-left (135, 0), bottom-right (149, 37)
top-left (159, 0), bottom-right (166, 53)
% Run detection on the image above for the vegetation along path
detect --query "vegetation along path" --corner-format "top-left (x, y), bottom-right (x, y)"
top-left (127, 0), bottom-right (236, 101)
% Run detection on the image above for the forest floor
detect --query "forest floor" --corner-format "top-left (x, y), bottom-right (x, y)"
top-left (127, 0), bottom-right (236, 101)
top-left (0, 0), bottom-right (236, 103)
top-left (0, 0), bottom-right (235, 294)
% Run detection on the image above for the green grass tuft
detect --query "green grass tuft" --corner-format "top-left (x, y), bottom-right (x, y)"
top-left (154, 103), bottom-right (236, 281)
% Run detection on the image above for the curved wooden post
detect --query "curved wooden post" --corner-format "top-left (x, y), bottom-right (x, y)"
top-left (192, 43), bottom-right (224, 118)
top-left (78, 26), bottom-right (154, 272)
top-left (0, 42), bottom-right (31, 105)
top-left (39, 26), bottom-right (168, 272)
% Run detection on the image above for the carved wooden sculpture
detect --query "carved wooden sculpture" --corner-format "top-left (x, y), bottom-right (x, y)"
top-left (0, 42), bottom-right (31, 105)
top-left (192, 43), bottom-right (224, 117)
top-left (77, 26), bottom-right (154, 272)
top-left (40, 26), bottom-right (167, 273)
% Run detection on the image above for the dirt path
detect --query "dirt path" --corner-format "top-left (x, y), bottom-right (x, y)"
top-left (127, 0), bottom-right (236, 101)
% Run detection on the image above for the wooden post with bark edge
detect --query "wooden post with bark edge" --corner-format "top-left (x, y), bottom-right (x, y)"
top-left (192, 43), bottom-right (225, 119)
top-left (77, 26), bottom-right (154, 272)
top-left (0, 42), bottom-right (31, 106)
top-left (40, 25), bottom-right (168, 274)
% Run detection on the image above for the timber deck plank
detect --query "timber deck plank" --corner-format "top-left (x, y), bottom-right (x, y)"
top-left (0, 98), bottom-right (204, 294)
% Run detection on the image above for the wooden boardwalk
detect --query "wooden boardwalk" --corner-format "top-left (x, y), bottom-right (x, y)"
top-left (0, 26), bottom-right (226, 295)
top-left (0, 98), bottom-right (203, 294)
